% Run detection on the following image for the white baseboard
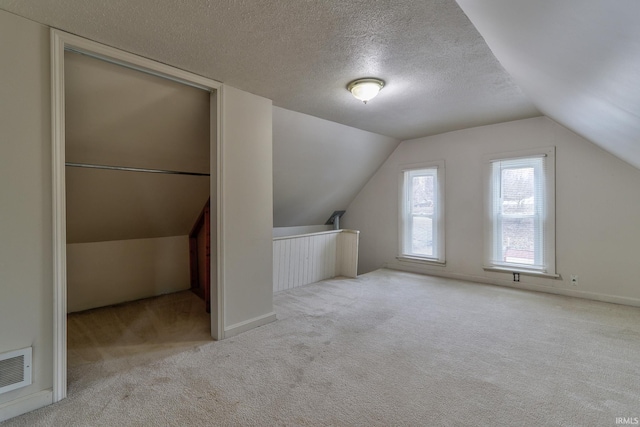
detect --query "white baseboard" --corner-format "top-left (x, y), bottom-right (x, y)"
top-left (0, 389), bottom-right (53, 422)
top-left (224, 312), bottom-right (277, 338)
top-left (384, 263), bottom-right (640, 308)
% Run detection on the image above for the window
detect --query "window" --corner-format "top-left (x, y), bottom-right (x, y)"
top-left (484, 147), bottom-right (555, 275)
top-left (399, 162), bottom-right (445, 263)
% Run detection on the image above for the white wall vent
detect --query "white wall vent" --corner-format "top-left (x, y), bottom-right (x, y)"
top-left (0, 347), bottom-right (32, 394)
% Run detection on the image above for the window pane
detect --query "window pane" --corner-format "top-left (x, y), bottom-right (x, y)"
top-left (486, 151), bottom-right (554, 273)
top-left (411, 175), bottom-right (434, 216)
top-left (501, 167), bottom-right (534, 215)
top-left (411, 215), bottom-right (433, 256)
top-left (501, 217), bottom-right (534, 264)
top-left (402, 166), bottom-right (443, 262)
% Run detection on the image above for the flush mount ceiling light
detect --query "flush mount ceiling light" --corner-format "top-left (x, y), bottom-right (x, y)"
top-left (347, 78), bottom-right (385, 104)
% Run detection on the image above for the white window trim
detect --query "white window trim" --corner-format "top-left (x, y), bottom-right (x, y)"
top-left (396, 255), bottom-right (446, 267)
top-left (483, 147), bottom-right (556, 276)
top-left (398, 160), bottom-right (445, 264)
top-left (483, 265), bottom-right (560, 278)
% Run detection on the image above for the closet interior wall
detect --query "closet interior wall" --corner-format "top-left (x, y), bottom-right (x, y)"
top-left (64, 51), bottom-right (211, 313)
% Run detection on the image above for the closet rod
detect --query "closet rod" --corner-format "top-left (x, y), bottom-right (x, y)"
top-left (65, 162), bottom-right (210, 177)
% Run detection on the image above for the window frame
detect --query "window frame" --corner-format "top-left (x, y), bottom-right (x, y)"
top-left (483, 147), bottom-right (557, 277)
top-left (398, 160), bottom-right (445, 265)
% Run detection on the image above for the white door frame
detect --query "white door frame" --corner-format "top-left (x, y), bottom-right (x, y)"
top-left (50, 29), bottom-right (225, 402)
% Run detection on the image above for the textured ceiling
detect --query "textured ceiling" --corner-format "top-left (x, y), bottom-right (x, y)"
top-left (458, 0), bottom-right (640, 169)
top-left (0, 0), bottom-right (539, 140)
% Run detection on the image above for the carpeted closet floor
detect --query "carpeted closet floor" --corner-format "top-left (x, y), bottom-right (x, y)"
top-left (3, 269), bottom-right (640, 426)
top-left (67, 290), bottom-right (212, 370)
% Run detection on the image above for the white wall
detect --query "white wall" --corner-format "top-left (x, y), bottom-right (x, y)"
top-left (0, 10), bottom-right (52, 409)
top-left (344, 117), bottom-right (640, 305)
top-left (222, 86), bottom-right (276, 335)
top-left (273, 106), bottom-right (399, 227)
top-left (67, 236), bottom-right (191, 313)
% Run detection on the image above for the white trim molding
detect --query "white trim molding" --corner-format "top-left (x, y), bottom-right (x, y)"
top-left (50, 28), bottom-right (67, 404)
top-left (224, 312), bottom-right (277, 338)
top-left (50, 29), bottom-right (224, 404)
top-left (396, 256), bottom-right (446, 267)
top-left (0, 390), bottom-right (53, 423)
top-left (482, 265), bottom-right (560, 279)
top-left (382, 266), bottom-right (640, 308)
top-left (212, 87), bottom-right (224, 344)
top-left (273, 229), bottom-right (343, 241)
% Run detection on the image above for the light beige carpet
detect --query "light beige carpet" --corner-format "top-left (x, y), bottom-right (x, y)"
top-left (3, 269), bottom-right (640, 426)
top-left (66, 290), bottom-right (212, 370)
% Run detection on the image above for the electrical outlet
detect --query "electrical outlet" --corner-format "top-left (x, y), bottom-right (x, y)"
top-left (570, 275), bottom-right (578, 286)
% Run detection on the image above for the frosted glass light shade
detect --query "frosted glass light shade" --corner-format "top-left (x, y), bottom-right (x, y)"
top-left (347, 78), bottom-right (385, 104)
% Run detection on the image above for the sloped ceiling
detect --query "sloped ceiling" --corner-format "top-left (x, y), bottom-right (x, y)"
top-left (65, 51), bottom-right (210, 243)
top-left (66, 168), bottom-right (209, 243)
top-left (0, 0), bottom-right (538, 140)
top-left (457, 0), bottom-right (640, 169)
top-left (273, 107), bottom-right (399, 227)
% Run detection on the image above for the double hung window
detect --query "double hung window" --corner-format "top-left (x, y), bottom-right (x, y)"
top-left (484, 147), bottom-right (555, 275)
top-left (399, 162), bottom-right (445, 264)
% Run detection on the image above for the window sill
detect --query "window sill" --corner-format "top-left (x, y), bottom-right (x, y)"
top-left (397, 256), bottom-right (445, 267)
top-left (483, 265), bottom-right (560, 279)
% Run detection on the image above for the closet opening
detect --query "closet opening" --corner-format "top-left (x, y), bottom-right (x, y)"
top-left (61, 47), bottom-right (217, 389)
top-left (52, 30), bottom-right (224, 402)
